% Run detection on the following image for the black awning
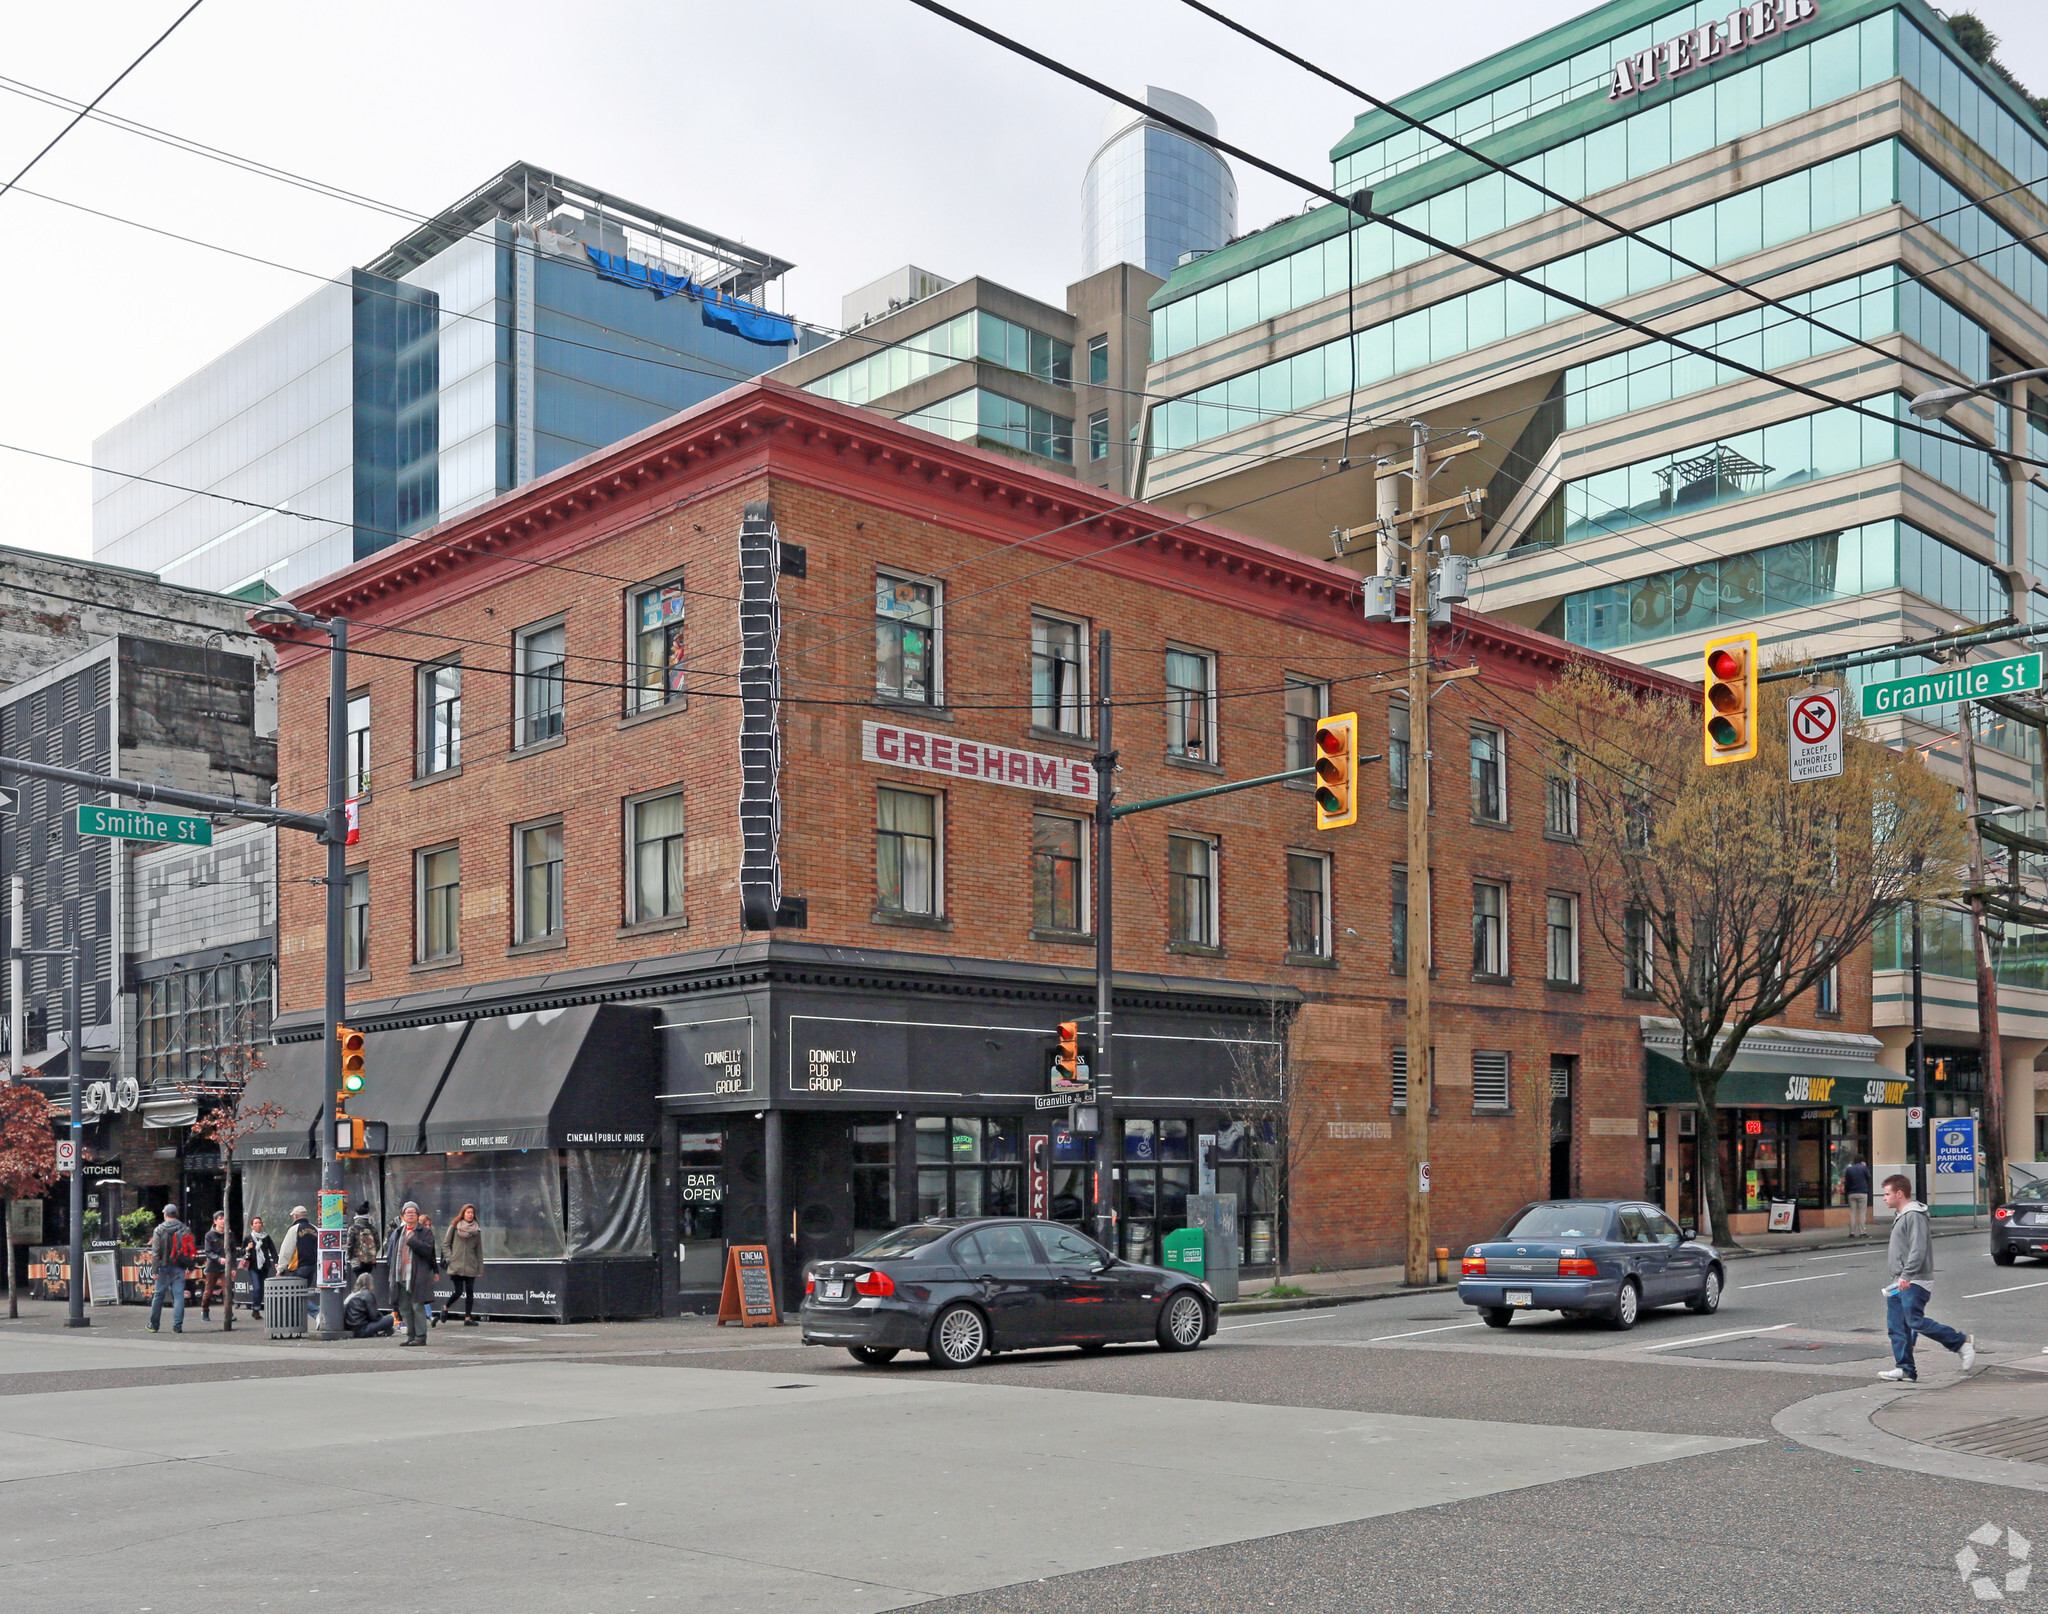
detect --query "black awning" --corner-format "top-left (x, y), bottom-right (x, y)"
top-left (358, 1020), bottom-right (473, 1155)
top-left (421, 1003), bottom-right (657, 1154)
top-left (234, 1040), bottom-right (324, 1161)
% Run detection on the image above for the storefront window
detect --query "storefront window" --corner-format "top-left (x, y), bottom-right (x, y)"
top-left (851, 1124), bottom-right (894, 1240)
top-left (385, 1152), bottom-right (566, 1260)
top-left (566, 1150), bottom-right (652, 1255)
top-left (1720, 1108), bottom-right (1876, 1211)
top-left (915, 1116), bottom-right (1021, 1219)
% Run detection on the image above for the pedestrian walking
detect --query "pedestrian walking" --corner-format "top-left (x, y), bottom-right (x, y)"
top-left (384, 1202), bottom-right (437, 1346)
top-left (418, 1212), bottom-right (438, 1326)
top-left (243, 1216), bottom-right (278, 1319)
top-left (1878, 1173), bottom-right (1975, 1382)
top-left (442, 1203), bottom-right (483, 1327)
top-left (199, 1211), bottom-right (231, 1320)
top-left (347, 1205), bottom-right (380, 1280)
top-left (146, 1203), bottom-right (195, 1334)
top-left (1842, 1157), bottom-right (1873, 1238)
top-left (342, 1272), bottom-right (395, 1339)
top-left (278, 1206), bottom-right (317, 1280)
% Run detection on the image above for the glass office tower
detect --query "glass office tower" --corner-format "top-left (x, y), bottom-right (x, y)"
top-left (94, 164), bottom-right (800, 597)
top-left (1081, 87), bottom-right (1237, 281)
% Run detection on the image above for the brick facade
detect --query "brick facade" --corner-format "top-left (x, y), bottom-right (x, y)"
top-left (267, 379), bottom-right (1868, 1269)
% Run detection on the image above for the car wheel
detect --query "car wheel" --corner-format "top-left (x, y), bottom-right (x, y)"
top-left (927, 1304), bottom-right (988, 1368)
top-left (847, 1346), bottom-right (899, 1365)
top-left (1608, 1279), bottom-right (1641, 1331)
top-left (1479, 1306), bottom-right (1513, 1329)
top-left (1157, 1290), bottom-right (1208, 1352)
top-left (1076, 1341), bottom-right (1109, 1355)
top-left (1993, 1247), bottom-right (2018, 1267)
top-left (1687, 1268), bottom-right (1722, 1314)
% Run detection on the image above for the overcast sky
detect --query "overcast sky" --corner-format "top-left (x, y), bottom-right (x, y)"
top-left (3, 0), bottom-right (2044, 564)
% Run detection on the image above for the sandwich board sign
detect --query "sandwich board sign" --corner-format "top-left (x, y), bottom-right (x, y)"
top-left (717, 1244), bottom-right (781, 1327)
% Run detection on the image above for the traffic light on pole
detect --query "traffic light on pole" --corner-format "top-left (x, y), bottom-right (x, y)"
top-left (1313, 712), bottom-right (1360, 829)
top-left (1053, 1021), bottom-right (1082, 1089)
top-left (1701, 631), bottom-right (1759, 765)
top-left (337, 1024), bottom-right (366, 1095)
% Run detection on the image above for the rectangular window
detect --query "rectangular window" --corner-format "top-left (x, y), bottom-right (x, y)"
top-left (516, 620), bottom-right (566, 747)
top-left (1389, 698), bottom-right (1410, 804)
top-left (1031, 612), bottom-right (1088, 734)
top-left (1286, 850), bottom-right (1331, 957)
top-left (1283, 676), bottom-right (1328, 774)
top-left (1624, 908), bottom-right (1655, 992)
top-left (1167, 834), bottom-right (1217, 945)
top-left (1470, 724), bottom-right (1505, 822)
top-left (877, 787), bottom-right (940, 916)
top-left (418, 660), bottom-right (461, 775)
top-left (344, 867), bottom-right (368, 973)
top-left (1392, 865), bottom-right (1409, 975)
top-left (628, 791), bottom-right (686, 924)
top-left (876, 573), bottom-right (941, 704)
top-left (345, 693), bottom-right (370, 798)
top-left (1817, 950), bottom-right (1840, 1014)
top-left (1472, 881), bottom-right (1505, 976)
top-left (1032, 813), bottom-right (1086, 933)
top-left (1087, 333), bottom-right (1108, 385)
top-left (1473, 1050), bottom-right (1511, 1111)
top-left (1545, 751), bottom-right (1579, 838)
top-left (1546, 893), bottom-right (1579, 984)
top-left (134, 959), bottom-right (274, 1088)
top-left (1088, 409), bottom-right (1110, 461)
top-left (514, 820), bottom-right (564, 943)
top-left (416, 844), bottom-right (460, 961)
top-left (1165, 648), bottom-right (1216, 760)
top-left (628, 574), bottom-right (687, 714)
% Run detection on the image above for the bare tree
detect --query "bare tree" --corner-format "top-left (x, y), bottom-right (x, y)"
top-left (1220, 996), bottom-right (1326, 1276)
top-left (180, 1030), bottom-right (286, 1333)
top-left (0, 1080), bottom-right (59, 1320)
top-left (1549, 663), bottom-right (1964, 1239)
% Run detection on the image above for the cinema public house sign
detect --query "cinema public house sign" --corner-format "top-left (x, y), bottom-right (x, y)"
top-left (1610, 0), bottom-right (1816, 99)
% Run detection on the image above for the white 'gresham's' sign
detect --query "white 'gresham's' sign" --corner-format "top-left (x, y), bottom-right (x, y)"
top-left (862, 721), bottom-right (1096, 800)
top-left (1610, 0), bottom-right (1816, 99)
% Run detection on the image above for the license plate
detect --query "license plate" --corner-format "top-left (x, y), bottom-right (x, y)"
top-left (820, 1279), bottom-right (845, 1300)
top-left (1505, 1290), bottom-right (1534, 1307)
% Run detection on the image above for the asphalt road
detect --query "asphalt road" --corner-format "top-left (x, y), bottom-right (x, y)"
top-left (1, 1228), bottom-right (2042, 1614)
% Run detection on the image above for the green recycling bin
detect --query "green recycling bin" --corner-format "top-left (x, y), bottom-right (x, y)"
top-left (1162, 1226), bottom-right (1206, 1279)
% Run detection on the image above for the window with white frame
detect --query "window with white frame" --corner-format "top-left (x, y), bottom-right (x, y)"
top-left (1624, 908), bottom-right (1655, 992)
top-left (416, 843), bottom-right (460, 960)
top-left (1286, 850), bottom-right (1331, 957)
top-left (345, 692), bottom-right (370, 798)
top-left (1031, 812), bottom-right (1087, 932)
top-left (1087, 409), bottom-right (1110, 461)
top-left (1283, 676), bottom-right (1327, 774)
top-left (1472, 1050), bottom-right (1511, 1110)
top-left (876, 573), bottom-right (941, 704)
top-left (515, 819), bottom-right (564, 943)
top-left (627, 790), bottom-right (686, 924)
top-left (1165, 648), bottom-right (1216, 760)
top-left (1470, 724), bottom-right (1505, 822)
top-left (1472, 881), bottom-right (1506, 976)
top-left (1545, 748), bottom-right (1579, 838)
top-left (418, 659), bottom-right (461, 775)
top-left (345, 867), bottom-right (368, 972)
top-left (877, 786), bottom-right (940, 916)
top-left (1031, 612), bottom-right (1087, 734)
top-left (628, 574), bottom-right (687, 713)
top-left (515, 620), bottom-right (566, 747)
top-left (1167, 833), bottom-right (1217, 945)
top-left (1545, 893), bottom-right (1580, 984)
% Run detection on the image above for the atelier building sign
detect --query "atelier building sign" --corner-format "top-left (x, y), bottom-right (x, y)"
top-left (1609, 0), bottom-right (1816, 99)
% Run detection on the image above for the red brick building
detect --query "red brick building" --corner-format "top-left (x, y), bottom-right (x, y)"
top-left (251, 378), bottom-right (1866, 1316)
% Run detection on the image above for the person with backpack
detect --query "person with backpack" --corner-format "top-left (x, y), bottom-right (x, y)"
top-left (277, 1206), bottom-right (317, 1281)
top-left (243, 1215), bottom-right (278, 1319)
top-left (147, 1204), bottom-right (195, 1333)
top-left (348, 1206), bottom-right (380, 1282)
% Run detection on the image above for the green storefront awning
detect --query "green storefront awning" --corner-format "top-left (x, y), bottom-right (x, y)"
top-left (1645, 1050), bottom-right (1910, 1110)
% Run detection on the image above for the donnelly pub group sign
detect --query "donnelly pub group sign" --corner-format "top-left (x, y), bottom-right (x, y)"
top-left (1609, 0), bottom-right (1817, 99)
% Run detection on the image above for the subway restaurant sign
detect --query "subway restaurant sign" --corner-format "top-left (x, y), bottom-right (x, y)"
top-left (75, 804), bottom-right (212, 846)
top-left (1858, 654), bottom-right (2042, 719)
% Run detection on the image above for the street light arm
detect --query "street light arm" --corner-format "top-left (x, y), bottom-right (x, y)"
top-left (1909, 366), bottom-right (2048, 421)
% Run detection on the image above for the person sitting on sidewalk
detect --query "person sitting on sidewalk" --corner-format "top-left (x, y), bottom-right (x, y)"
top-left (1878, 1173), bottom-right (1975, 1382)
top-left (342, 1273), bottom-right (394, 1339)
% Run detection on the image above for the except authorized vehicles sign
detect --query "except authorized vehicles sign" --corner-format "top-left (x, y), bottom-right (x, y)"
top-left (1859, 654), bottom-right (2042, 718)
top-left (74, 804), bottom-right (212, 846)
top-left (1787, 688), bottom-right (1842, 782)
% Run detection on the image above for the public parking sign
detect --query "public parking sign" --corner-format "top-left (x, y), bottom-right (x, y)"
top-left (1935, 1117), bottom-right (1976, 1175)
top-left (1787, 688), bottom-right (1843, 782)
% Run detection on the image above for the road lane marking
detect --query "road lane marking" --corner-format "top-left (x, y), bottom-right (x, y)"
top-left (1219, 1309), bottom-right (1361, 1331)
top-left (1962, 1279), bottom-right (2048, 1298)
top-left (1637, 1323), bottom-right (1795, 1352)
top-left (1369, 1322), bottom-right (1485, 1342)
top-left (1739, 1271), bottom-right (1849, 1289)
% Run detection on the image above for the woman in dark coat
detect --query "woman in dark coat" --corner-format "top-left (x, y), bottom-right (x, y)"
top-left (442, 1203), bottom-right (484, 1326)
top-left (242, 1216), bottom-right (278, 1319)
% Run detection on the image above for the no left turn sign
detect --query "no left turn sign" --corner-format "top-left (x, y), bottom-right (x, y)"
top-left (56, 1140), bottom-right (76, 1173)
top-left (1788, 687), bottom-right (1843, 782)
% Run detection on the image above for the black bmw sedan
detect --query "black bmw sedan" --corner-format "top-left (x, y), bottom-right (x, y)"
top-left (800, 1217), bottom-right (1217, 1367)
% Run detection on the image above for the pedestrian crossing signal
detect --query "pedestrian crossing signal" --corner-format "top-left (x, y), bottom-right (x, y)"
top-left (337, 1024), bottom-right (366, 1093)
top-left (1314, 713), bottom-right (1360, 829)
top-left (1702, 631), bottom-right (1758, 765)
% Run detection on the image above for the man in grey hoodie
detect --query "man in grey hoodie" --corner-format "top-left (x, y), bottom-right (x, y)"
top-left (1879, 1173), bottom-right (1975, 1382)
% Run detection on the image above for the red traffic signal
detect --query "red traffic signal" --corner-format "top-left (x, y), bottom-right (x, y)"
top-left (1313, 712), bottom-right (1360, 829)
top-left (1701, 632), bottom-right (1758, 764)
top-left (1052, 1021), bottom-right (1085, 1089)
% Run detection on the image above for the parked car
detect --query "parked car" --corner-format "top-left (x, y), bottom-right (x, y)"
top-left (1991, 1178), bottom-right (2048, 1264)
top-left (1456, 1200), bottom-right (1723, 1330)
top-left (800, 1217), bottom-right (1216, 1367)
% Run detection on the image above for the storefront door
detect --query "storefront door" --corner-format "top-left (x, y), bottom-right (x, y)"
top-left (675, 1125), bottom-right (727, 1294)
top-left (789, 1112), bottom-right (883, 1274)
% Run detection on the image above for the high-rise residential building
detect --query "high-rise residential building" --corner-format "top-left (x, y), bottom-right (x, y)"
top-left (1081, 87), bottom-right (1238, 280)
top-left (1137, 0), bottom-right (2048, 1209)
top-left (92, 163), bottom-right (800, 599)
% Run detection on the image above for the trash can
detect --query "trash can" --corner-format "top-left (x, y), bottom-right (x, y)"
top-left (265, 1273), bottom-right (311, 1338)
top-left (1161, 1226), bottom-right (1206, 1279)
